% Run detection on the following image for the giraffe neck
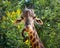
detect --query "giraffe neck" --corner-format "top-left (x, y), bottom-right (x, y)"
top-left (28, 26), bottom-right (44, 48)
top-left (23, 8), bottom-right (44, 48)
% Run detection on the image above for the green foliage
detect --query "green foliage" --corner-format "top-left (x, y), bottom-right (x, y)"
top-left (0, 0), bottom-right (60, 48)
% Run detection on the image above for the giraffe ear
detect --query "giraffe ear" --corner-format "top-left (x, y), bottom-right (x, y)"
top-left (35, 18), bottom-right (43, 25)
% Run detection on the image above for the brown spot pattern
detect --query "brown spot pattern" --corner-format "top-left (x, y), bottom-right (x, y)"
top-left (36, 42), bottom-right (39, 46)
top-left (30, 35), bottom-right (33, 39)
top-left (30, 31), bottom-right (32, 34)
top-left (33, 32), bottom-right (35, 36)
top-left (32, 38), bottom-right (36, 42)
top-left (33, 43), bottom-right (36, 48)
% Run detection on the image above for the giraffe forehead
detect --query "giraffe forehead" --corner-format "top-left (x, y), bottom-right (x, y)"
top-left (24, 9), bottom-right (34, 14)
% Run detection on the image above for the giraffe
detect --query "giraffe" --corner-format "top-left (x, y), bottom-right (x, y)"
top-left (14, 8), bottom-right (45, 48)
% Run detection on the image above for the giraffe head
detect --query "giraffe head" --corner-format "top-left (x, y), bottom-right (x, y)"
top-left (15, 8), bottom-right (43, 26)
top-left (23, 8), bottom-right (43, 25)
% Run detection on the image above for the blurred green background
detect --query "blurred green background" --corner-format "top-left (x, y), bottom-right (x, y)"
top-left (0, 0), bottom-right (60, 48)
